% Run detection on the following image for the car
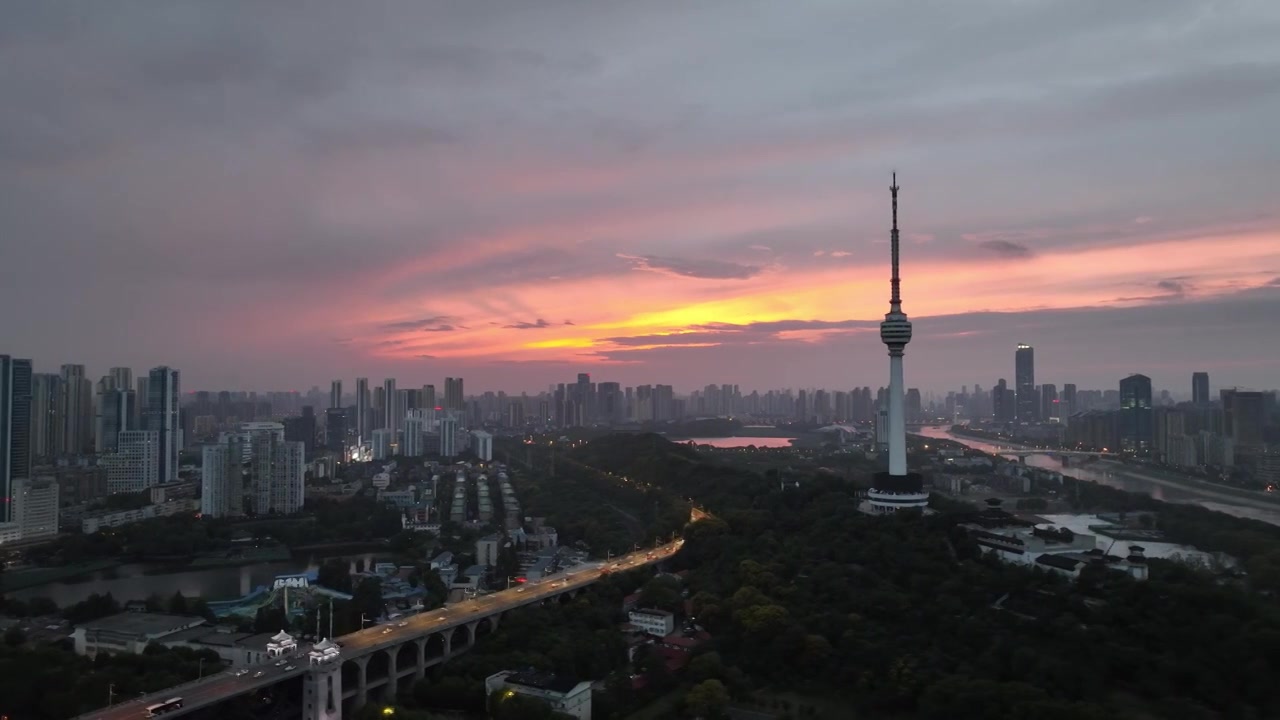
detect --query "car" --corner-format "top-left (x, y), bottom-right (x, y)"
top-left (274, 660), bottom-right (287, 667)
top-left (253, 671), bottom-right (264, 678)
top-left (437, 615), bottom-right (447, 621)
top-left (515, 587), bottom-right (525, 593)
top-left (234, 669), bottom-right (248, 677)
top-left (382, 628), bottom-right (392, 634)
top-left (397, 621), bottom-right (408, 627)
top-left (284, 665), bottom-right (295, 671)
top-left (470, 606), bottom-right (480, 612)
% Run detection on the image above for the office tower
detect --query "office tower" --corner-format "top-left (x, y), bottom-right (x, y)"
top-left (1015, 344), bottom-right (1036, 422)
top-left (1062, 383), bottom-right (1078, 419)
top-left (445, 377), bottom-right (464, 414)
top-left (992, 379), bottom-right (1008, 421)
top-left (905, 388), bottom-right (922, 423)
top-left (96, 387), bottom-right (136, 453)
top-left (869, 175), bottom-right (927, 513)
top-left (383, 378), bottom-right (398, 433)
top-left (135, 376), bottom-right (149, 428)
top-left (12, 477), bottom-right (59, 540)
top-left (59, 364), bottom-right (91, 455)
top-left (247, 433), bottom-right (305, 515)
top-left (1041, 383), bottom-right (1058, 421)
top-left (145, 367), bottom-right (180, 483)
top-left (324, 407), bottom-right (347, 454)
top-left (330, 380), bottom-right (343, 410)
top-left (105, 430), bottom-right (159, 493)
top-left (439, 415), bottom-right (459, 458)
top-left (201, 438), bottom-right (243, 518)
top-left (284, 406), bottom-right (316, 452)
top-left (403, 409), bottom-right (426, 457)
top-left (1119, 374), bottom-right (1154, 454)
top-left (30, 373), bottom-right (59, 461)
top-left (1, 356), bottom-right (33, 521)
top-left (422, 384), bottom-right (436, 409)
top-left (1192, 372), bottom-right (1210, 405)
top-left (355, 377), bottom-right (370, 443)
top-left (108, 367), bottom-right (133, 392)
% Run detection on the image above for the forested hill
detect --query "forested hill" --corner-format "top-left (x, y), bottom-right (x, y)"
top-left (572, 433), bottom-right (1280, 719)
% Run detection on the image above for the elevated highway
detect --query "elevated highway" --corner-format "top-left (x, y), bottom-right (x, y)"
top-left (78, 539), bottom-right (684, 720)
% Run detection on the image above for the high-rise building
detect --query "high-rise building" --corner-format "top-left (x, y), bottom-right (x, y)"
top-left (439, 415), bottom-right (459, 458)
top-left (325, 407), bottom-right (348, 454)
top-left (108, 367), bottom-right (133, 392)
top-left (105, 430), bottom-right (159, 493)
top-left (422, 384), bottom-right (436, 410)
top-left (330, 380), bottom-right (343, 410)
top-left (1119, 374), bottom-right (1154, 454)
top-left (1192, 372), bottom-right (1210, 405)
top-left (403, 410), bottom-right (426, 457)
top-left (1041, 383), bottom-right (1058, 422)
top-left (444, 378), bottom-right (464, 415)
top-left (383, 378), bottom-right (398, 434)
top-left (146, 367), bottom-right (181, 483)
top-left (247, 433), bottom-right (305, 515)
top-left (134, 376), bottom-right (149, 428)
top-left (1221, 389), bottom-right (1267, 449)
top-left (1, 356), bottom-right (33, 521)
top-left (472, 430), bottom-right (493, 462)
top-left (371, 429), bottom-right (394, 461)
top-left (95, 387), bottom-right (136, 453)
top-left (355, 377), bottom-right (370, 443)
top-left (1015, 344), bottom-right (1036, 422)
top-left (59, 364), bottom-right (91, 455)
top-left (30, 373), bottom-right (59, 461)
top-left (201, 438), bottom-right (243, 518)
top-left (869, 175), bottom-right (927, 513)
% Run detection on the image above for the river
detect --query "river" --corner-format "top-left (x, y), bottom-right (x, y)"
top-left (9, 553), bottom-right (378, 607)
top-left (916, 427), bottom-right (1280, 527)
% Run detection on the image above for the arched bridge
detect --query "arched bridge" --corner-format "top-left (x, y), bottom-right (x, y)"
top-left (77, 539), bottom-right (684, 720)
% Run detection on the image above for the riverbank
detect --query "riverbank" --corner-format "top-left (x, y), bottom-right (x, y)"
top-left (1, 559), bottom-right (121, 592)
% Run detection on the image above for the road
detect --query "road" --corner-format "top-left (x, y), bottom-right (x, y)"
top-left (78, 540), bottom-right (683, 719)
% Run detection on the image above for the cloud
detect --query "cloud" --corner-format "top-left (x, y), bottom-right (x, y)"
top-left (503, 318), bottom-right (553, 329)
top-left (619, 254), bottom-right (763, 280)
top-left (977, 240), bottom-right (1035, 259)
top-left (415, 354), bottom-right (436, 359)
top-left (379, 316), bottom-right (458, 332)
top-left (1155, 279), bottom-right (1189, 294)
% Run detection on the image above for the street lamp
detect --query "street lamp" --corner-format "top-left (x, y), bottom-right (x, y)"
top-left (361, 614), bottom-right (374, 628)
top-left (198, 657), bottom-right (205, 679)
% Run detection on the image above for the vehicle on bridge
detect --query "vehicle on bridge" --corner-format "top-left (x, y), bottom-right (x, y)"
top-left (144, 698), bottom-right (183, 717)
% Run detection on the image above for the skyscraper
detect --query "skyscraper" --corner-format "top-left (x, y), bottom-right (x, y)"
top-left (146, 366), bottom-right (181, 483)
top-left (96, 387), bottom-right (135, 453)
top-left (108, 367), bottom-right (133, 392)
top-left (30, 373), bottom-right (60, 461)
top-left (1, 356), bottom-right (33, 521)
top-left (445, 377), bottom-right (464, 414)
top-left (330, 380), bottom-right (343, 410)
top-left (422, 384), bottom-right (436, 409)
top-left (1015, 344), bottom-right (1036, 422)
top-left (59, 364), bottom-right (91, 455)
top-left (869, 175), bottom-right (927, 513)
top-left (1062, 383), bottom-right (1078, 419)
top-left (383, 378), bottom-right (398, 434)
top-left (1119, 373), bottom-right (1153, 454)
top-left (355, 377), bottom-right (370, 443)
top-left (1192, 372), bottom-right (1210, 405)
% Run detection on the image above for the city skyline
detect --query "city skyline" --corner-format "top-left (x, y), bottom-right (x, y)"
top-left (3, 2), bottom-right (1279, 392)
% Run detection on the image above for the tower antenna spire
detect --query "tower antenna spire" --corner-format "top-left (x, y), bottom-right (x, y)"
top-left (890, 172), bottom-right (901, 308)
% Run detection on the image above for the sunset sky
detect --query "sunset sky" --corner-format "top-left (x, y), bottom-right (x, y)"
top-left (2, 1), bottom-right (1278, 395)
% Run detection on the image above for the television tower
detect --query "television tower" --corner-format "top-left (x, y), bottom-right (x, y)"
top-left (870, 174), bottom-right (928, 512)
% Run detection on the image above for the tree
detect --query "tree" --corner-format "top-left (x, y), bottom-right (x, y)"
top-left (4, 627), bottom-right (26, 646)
top-left (168, 590), bottom-right (189, 615)
top-left (353, 576), bottom-right (385, 622)
top-left (317, 559), bottom-right (353, 593)
top-left (684, 679), bottom-right (730, 719)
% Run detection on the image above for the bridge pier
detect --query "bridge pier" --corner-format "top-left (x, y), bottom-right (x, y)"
top-left (414, 637), bottom-right (428, 681)
top-left (465, 621), bottom-right (479, 646)
top-left (385, 648), bottom-right (398, 697)
top-left (304, 663), bottom-right (343, 720)
top-left (351, 655), bottom-right (370, 710)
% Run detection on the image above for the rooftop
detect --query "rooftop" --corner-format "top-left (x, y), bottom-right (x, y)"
top-left (506, 671), bottom-right (583, 695)
top-left (77, 612), bottom-right (205, 636)
top-left (631, 608), bottom-right (674, 618)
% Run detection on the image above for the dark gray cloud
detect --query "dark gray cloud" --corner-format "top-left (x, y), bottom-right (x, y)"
top-left (503, 319), bottom-right (552, 330)
top-left (379, 316), bottom-right (457, 332)
top-left (977, 240), bottom-right (1035, 259)
top-left (1155, 278), bottom-right (1189, 294)
top-left (622, 255), bottom-right (763, 280)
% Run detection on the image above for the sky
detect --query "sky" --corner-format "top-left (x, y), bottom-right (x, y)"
top-left (2, 0), bottom-right (1279, 396)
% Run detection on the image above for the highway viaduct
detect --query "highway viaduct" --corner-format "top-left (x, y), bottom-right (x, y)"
top-left (77, 540), bottom-right (682, 720)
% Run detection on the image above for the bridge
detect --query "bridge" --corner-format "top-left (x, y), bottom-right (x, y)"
top-left (77, 539), bottom-right (684, 720)
top-left (995, 449), bottom-right (1112, 459)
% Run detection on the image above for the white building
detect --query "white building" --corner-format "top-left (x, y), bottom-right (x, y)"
top-left (249, 434), bottom-right (305, 515)
top-left (104, 430), bottom-right (159, 493)
top-left (472, 430), bottom-right (493, 462)
top-left (485, 671), bottom-right (593, 720)
top-left (403, 411), bottom-right (426, 457)
top-left (72, 613), bottom-right (206, 657)
top-left (12, 477), bottom-right (59, 541)
top-left (476, 534), bottom-right (501, 567)
top-left (372, 429), bottom-right (394, 461)
top-left (81, 499), bottom-right (199, 534)
top-left (628, 608), bottom-right (676, 637)
top-left (219, 422), bottom-right (285, 462)
top-left (439, 416), bottom-right (458, 458)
